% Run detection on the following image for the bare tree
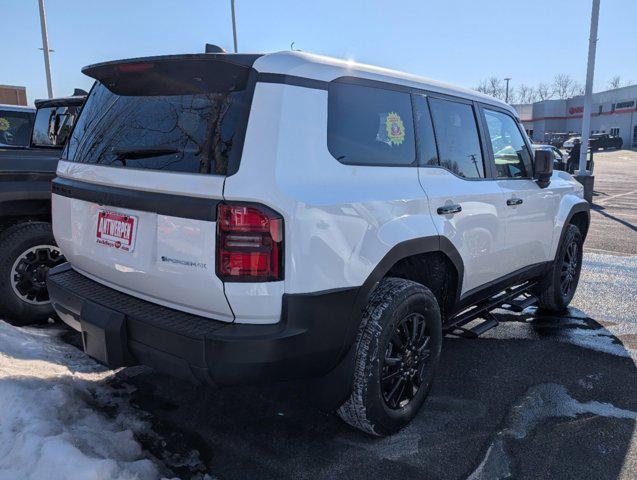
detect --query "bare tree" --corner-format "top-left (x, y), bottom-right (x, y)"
top-left (488, 77), bottom-right (505, 100)
top-left (608, 76), bottom-right (622, 89)
top-left (536, 82), bottom-right (553, 101)
top-left (475, 79), bottom-right (489, 95)
top-left (517, 84), bottom-right (537, 104)
top-left (474, 77), bottom-right (506, 100)
top-left (552, 74), bottom-right (582, 99)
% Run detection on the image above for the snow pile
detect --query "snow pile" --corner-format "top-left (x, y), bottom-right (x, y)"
top-left (468, 383), bottom-right (637, 479)
top-left (0, 321), bottom-right (166, 480)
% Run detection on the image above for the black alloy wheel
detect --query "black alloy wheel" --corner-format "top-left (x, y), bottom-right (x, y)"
top-left (381, 312), bottom-right (433, 410)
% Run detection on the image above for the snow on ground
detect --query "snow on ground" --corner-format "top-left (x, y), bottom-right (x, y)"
top-left (0, 321), bottom-right (170, 480)
top-left (484, 252), bottom-right (637, 360)
top-left (467, 383), bottom-right (637, 480)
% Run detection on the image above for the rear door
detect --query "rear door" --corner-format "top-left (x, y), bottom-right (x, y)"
top-left (51, 58), bottom-right (254, 321)
top-left (414, 94), bottom-right (511, 296)
top-left (479, 106), bottom-right (558, 271)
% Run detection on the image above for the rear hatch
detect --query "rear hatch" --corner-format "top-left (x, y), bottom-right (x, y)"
top-left (52, 55), bottom-right (255, 321)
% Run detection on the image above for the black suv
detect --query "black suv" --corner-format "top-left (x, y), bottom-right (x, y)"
top-left (0, 91), bottom-right (85, 324)
top-left (590, 133), bottom-right (623, 151)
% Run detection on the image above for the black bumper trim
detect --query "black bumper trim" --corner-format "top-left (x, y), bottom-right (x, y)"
top-left (52, 177), bottom-right (220, 222)
top-left (47, 264), bottom-right (358, 385)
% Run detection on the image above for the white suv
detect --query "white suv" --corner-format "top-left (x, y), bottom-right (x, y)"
top-left (47, 50), bottom-right (589, 436)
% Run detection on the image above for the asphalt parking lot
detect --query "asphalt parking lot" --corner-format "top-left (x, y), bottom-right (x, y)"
top-left (91, 149), bottom-right (635, 479)
top-left (587, 148), bottom-right (637, 255)
top-left (9, 149), bottom-right (636, 479)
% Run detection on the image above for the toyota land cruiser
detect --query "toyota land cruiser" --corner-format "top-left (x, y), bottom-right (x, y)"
top-left (47, 50), bottom-right (589, 436)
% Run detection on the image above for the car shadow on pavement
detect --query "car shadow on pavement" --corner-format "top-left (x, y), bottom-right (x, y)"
top-left (591, 204), bottom-right (637, 233)
top-left (89, 307), bottom-right (637, 480)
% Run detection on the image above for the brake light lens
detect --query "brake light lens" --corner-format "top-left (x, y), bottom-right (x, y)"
top-left (216, 203), bottom-right (283, 282)
top-left (117, 63), bottom-right (154, 73)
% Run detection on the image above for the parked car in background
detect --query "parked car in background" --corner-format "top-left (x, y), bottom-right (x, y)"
top-left (563, 136), bottom-right (579, 151)
top-left (589, 133), bottom-right (623, 151)
top-left (47, 49), bottom-right (589, 436)
top-left (564, 133), bottom-right (623, 152)
top-left (543, 132), bottom-right (579, 149)
top-left (0, 105), bottom-right (35, 147)
top-left (532, 144), bottom-right (566, 171)
top-left (0, 91), bottom-right (86, 324)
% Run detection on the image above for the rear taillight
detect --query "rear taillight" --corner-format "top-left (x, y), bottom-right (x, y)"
top-left (216, 203), bottom-right (283, 282)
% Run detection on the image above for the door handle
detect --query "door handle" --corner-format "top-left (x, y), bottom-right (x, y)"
top-left (507, 198), bottom-right (523, 206)
top-left (437, 204), bottom-right (462, 215)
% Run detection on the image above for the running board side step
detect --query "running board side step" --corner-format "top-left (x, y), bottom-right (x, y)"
top-left (449, 313), bottom-right (499, 339)
top-left (445, 281), bottom-right (538, 338)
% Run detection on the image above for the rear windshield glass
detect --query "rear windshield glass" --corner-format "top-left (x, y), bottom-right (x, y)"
top-left (65, 60), bottom-right (252, 175)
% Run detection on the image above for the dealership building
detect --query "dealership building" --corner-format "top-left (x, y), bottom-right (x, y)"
top-left (0, 84), bottom-right (28, 106)
top-left (514, 84), bottom-right (637, 148)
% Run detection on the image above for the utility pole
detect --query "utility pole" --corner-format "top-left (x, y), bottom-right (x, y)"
top-left (38, 0), bottom-right (54, 99)
top-left (576, 0), bottom-right (600, 203)
top-left (230, 0), bottom-right (238, 53)
top-left (504, 77), bottom-right (512, 103)
top-left (579, 0), bottom-right (600, 176)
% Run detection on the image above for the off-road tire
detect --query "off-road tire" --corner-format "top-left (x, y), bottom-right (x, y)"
top-left (0, 222), bottom-right (61, 325)
top-left (536, 224), bottom-right (583, 313)
top-left (337, 277), bottom-right (442, 436)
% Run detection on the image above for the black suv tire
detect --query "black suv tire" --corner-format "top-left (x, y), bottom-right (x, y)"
top-left (0, 222), bottom-right (64, 325)
top-left (337, 277), bottom-right (442, 436)
top-left (535, 224), bottom-right (583, 313)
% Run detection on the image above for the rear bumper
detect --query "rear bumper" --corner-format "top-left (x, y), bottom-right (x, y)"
top-left (47, 263), bottom-right (359, 385)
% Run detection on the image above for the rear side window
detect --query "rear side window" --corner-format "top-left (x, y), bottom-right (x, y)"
top-left (429, 97), bottom-right (485, 179)
top-left (0, 111), bottom-right (33, 147)
top-left (65, 59), bottom-right (253, 175)
top-left (328, 83), bottom-right (416, 166)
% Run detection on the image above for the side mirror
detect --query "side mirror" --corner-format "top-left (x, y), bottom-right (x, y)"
top-left (534, 150), bottom-right (553, 188)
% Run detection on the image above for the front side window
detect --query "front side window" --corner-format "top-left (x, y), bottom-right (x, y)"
top-left (0, 111), bottom-right (33, 147)
top-left (328, 83), bottom-right (416, 166)
top-left (428, 97), bottom-right (485, 178)
top-left (483, 109), bottom-right (531, 179)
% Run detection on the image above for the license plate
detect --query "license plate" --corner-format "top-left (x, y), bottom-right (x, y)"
top-left (96, 210), bottom-right (137, 252)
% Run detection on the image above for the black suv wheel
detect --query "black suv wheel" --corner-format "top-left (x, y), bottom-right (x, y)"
top-left (0, 222), bottom-right (65, 324)
top-left (535, 224), bottom-right (583, 313)
top-left (337, 277), bottom-right (442, 436)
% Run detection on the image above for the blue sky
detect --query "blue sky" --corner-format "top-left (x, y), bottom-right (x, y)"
top-left (2, 0), bottom-right (635, 105)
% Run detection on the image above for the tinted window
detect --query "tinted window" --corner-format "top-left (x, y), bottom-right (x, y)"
top-left (0, 111), bottom-right (33, 147)
top-left (328, 83), bottom-right (415, 166)
top-left (483, 109), bottom-right (531, 179)
top-left (429, 98), bottom-right (484, 178)
top-left (412, 95), bottom-right (439, 166)
top-left (66, 62), bottom-right (252, 175)
top-left (32, 105), bottom-right (81, 148)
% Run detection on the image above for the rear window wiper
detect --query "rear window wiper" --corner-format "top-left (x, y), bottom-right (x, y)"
top-left (113, 147), bottom-right (179, 160)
